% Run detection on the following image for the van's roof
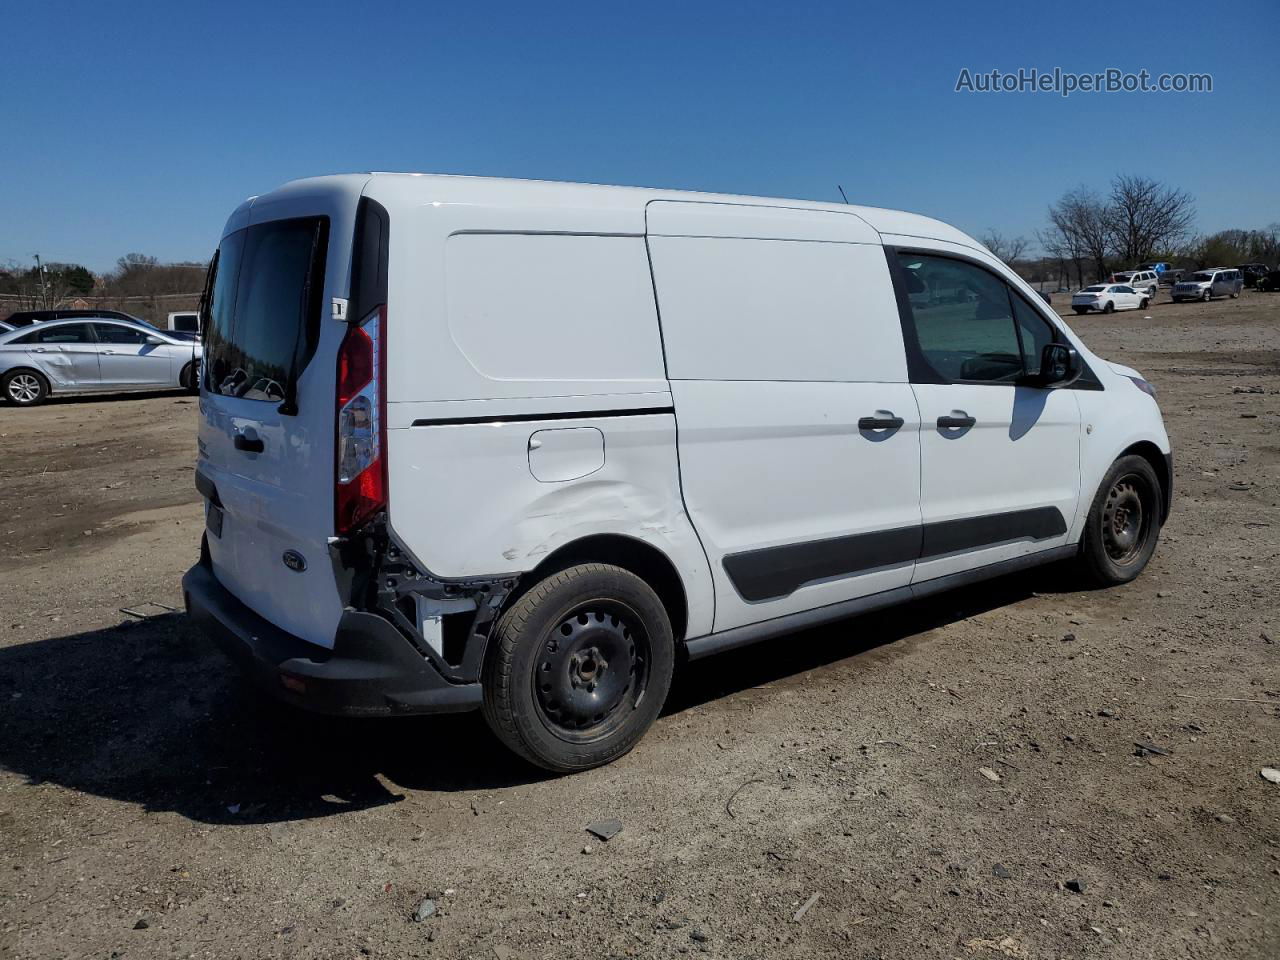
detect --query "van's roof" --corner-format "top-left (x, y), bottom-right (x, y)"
top-left (239, 172), bottom-right (982, 251)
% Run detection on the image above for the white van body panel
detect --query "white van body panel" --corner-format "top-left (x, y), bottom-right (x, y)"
top-left (648, 202), bottom-right (921, 632)
top-left (386, 413), bottom-right (716, 639)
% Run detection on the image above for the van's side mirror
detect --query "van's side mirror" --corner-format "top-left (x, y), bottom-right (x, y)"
top-left (1035, 343), bottom-right (1081, 388)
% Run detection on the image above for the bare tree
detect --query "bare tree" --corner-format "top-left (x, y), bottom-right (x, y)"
top-left (1037, 221), bottom-right (1084, 289)
top-left (978, 228), bottom-right (1028, 265)
top-left (1049, 187), bottom-right (1112, 282)
top-left (1106, 174), bottom-right (1195, 265)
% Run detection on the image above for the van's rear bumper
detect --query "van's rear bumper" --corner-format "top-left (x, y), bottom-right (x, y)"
top-left (182, 561), bottom-right (482, 717)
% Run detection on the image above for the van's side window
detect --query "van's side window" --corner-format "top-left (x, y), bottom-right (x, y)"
top-left (896, 253), bottom-right (1021, 383)
top-left (1011, 294), bottom-right (1057, 373)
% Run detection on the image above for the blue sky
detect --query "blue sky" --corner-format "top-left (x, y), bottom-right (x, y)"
top-left (3, 0), bottom-right (1276, 272)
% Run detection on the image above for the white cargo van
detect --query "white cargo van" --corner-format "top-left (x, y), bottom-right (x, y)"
top-left (184, 174), bottom-right (1173, 772)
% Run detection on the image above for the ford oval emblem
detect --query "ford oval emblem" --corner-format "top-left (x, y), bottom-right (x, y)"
top-left (282, 550), bottom-right (307, 573)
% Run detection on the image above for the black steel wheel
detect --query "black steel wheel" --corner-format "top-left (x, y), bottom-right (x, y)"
top-left (481, 563), bottom-right (674, 772)
top-left (1103, 301), bottom-right (1115, 314)
top-left (533, 600), bottom-right (651, 742)
top-left (1077, 455), bottom-right (1162, 585)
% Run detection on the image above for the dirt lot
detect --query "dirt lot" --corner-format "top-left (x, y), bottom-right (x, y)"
top-left (1, 292), bottom-right (1277, 960)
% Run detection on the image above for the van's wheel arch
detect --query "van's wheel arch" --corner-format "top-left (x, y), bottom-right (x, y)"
top-left (1076, 454), bottom-right (1162, 586)
top-left (480, 563), bottom-right (674, 772)
top-left (2, 368), bottom-right (50, 406)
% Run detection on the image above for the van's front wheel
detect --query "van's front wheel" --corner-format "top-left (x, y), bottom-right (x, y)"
top-left (1076, 455), bottom-right (1162, 586)
top-left (481, 563), bottom-right (674, 772)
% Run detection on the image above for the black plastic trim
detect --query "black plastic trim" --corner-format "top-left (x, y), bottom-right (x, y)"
top-left (349, 196), bottom-right (389, 323)
top-left (411, 406), bottom-right (675, 428)
top-left (193, 467), bottom-right (222, 507)
top-left (721, 507), bottom-right (1068, 602)
top-left (183, 560), bottom-right (481, 717)
top-left (723, 527), bottom-right (921, 603)
top-left (919, 506), bottom-right (1067, 559)
top-left (687, 544), bottom-right (1076, 660)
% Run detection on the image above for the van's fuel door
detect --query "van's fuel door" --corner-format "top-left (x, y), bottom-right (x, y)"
top-left (528, 428), bottom-right (605, 483)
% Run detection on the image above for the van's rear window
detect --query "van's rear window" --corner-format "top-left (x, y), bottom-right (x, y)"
top-left (202, 216), bottom-right (329, 404)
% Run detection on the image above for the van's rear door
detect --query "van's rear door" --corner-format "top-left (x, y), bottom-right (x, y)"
top-left (197, 178), bottom-right (367, 648)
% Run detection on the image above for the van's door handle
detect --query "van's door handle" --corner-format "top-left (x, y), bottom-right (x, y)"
top-left (857, 414), bottom-right (905, 431)
top-left (234, 432), bottom-right (264, 453)
top-left (937, 413), bottom-right (977, 430)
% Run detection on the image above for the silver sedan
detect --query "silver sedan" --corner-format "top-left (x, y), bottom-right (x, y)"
top-left (0, 318), bottom-right (202, 406)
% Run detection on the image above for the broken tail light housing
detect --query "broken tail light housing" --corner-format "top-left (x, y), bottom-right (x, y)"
top-left (335, 306), bottom-right (387, 534)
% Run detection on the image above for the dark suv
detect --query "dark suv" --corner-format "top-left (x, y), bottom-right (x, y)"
top-left (1237, 264), bottom-right (1272, 287)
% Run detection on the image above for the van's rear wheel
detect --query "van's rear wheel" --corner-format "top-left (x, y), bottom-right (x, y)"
top-left (481, 563), bottom-right (674, 772)
top-left (1076, 455), bottom-right (1162, 586)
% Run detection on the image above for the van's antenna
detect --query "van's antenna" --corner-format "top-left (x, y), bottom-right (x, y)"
top-left (837, 184), bottom-right (850, 205)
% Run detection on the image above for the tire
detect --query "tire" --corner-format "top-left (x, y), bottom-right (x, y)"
top-left (1230, 291), bottom-right (1240, 299)
top-left (1076, 455), bottom-right (1162, 586)
top-left (179, 362), bottom-right (198, 393)
top-left (1140, 298), bottom-right (1149, 310)
top-left (1073, 307), bottom-right (1087, 315)
top-left (1103, 301), bottom-right (1114, 314)
top-left (2, 369), bottom-right (49, 406)
top-left (1202, 290), bottom-right (1211, 302)
top-left (481, 563), bottom-right (675, 773)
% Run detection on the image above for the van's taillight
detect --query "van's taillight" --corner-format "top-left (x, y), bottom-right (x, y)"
top-left (335, 306), bottom-right (386, 534)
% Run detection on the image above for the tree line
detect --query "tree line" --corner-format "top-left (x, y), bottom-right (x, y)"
top-left (980, 174), bottom-right (1279, 288)
top-left (0, 254), bottom-right (208, 325)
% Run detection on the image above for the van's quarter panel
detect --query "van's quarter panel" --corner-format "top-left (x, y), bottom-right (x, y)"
top-left (647, 208), bottom-right (922, 634)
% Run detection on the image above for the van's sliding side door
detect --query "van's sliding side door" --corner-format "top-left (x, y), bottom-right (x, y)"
top-left (646, 201), bottom-right (923, 634)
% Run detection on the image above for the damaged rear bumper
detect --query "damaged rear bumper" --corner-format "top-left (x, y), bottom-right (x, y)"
top-left (183, 560), bottom-right (482, 717)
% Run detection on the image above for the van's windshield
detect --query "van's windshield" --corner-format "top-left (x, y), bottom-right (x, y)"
top-left (201, 216), bottom-right (329, 405)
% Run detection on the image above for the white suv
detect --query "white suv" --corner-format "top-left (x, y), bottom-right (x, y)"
top-left (1112, 269), bottom-right (1160, 300)
top-left (184, 174), bottom-right (1173, 772)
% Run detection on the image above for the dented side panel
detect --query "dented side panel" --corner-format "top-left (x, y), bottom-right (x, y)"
top-left (384, 412), bottom-right (715, 640)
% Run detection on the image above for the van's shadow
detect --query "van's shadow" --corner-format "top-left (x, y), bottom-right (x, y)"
top-left (0, 567), bottom-right (1062, 825)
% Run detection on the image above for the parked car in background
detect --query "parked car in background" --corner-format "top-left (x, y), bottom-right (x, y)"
top-left (183, 173), bottom-right (1173, 773)
top-left (0, 318), bottom-right (201, 405)
top-left (1256, 270), bottom-right (1280, 292)
top-left (1111, 269), bottom-right (1160, 299)
top-left (1072, 283), bottom-right (1150, 314)
top-left (167, 311), bottom-right (201, 335)
top-left (3, 308), bottom-right (145, 327)
top-left (1138, 262), bottom-right (1170, 274)
top-left (1172, 269), bottom-right (1244, 302)
top-left (1237, 263), bottom-right (1271, 287)
top-left (1158, 269), bottom-right (1185, 285)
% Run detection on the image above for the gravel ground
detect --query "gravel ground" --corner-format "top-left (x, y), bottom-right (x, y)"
top-left (1, 291), bottom-right (1277, 959)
